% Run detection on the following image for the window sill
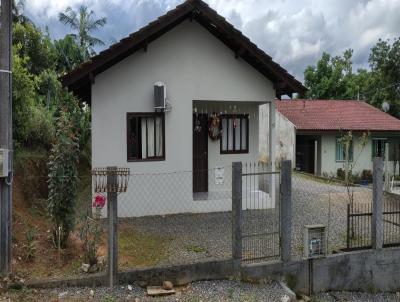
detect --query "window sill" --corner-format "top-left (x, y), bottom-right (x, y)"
top-left (127, 157), bottom-right (165, 162)
top-left (220, 150), bottom-right (249, 155)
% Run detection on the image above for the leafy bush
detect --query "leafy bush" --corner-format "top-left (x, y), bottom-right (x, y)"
top-left (25, 104), bottom-right (55, 148)
top-left (47, 108), bottom-right (80, 248)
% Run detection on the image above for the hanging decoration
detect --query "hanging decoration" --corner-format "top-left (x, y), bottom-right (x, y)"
top-left (193, 107), bottom-right (202, 133)
top-left (232, 105), bottom-right (238, 129)
top-left (208, 112), bottom-right (222, 140)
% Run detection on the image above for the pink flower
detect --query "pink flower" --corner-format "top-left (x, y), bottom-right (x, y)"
top-left (92, 194), bottom-right (106, 209)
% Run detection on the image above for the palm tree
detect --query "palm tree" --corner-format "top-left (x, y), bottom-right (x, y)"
top-left (59, 5), bottom-right (107, 59)
top-left (12, 0), bottom-right (32, 24)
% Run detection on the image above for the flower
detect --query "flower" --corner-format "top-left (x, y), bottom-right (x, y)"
top-left (92, 194), bottom-right (106, 209)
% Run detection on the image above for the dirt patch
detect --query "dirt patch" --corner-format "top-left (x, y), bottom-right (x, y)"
top-left (12, 176), bottom-right (84, 280)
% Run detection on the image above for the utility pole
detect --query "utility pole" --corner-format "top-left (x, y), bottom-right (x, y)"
top-left (0, 0), bottom-right (13, 276)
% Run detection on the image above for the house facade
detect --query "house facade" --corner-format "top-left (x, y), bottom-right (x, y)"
top-left (61, 0), bottom-right (304, 216)
top-left (270, 100), bottom-right (400, 179)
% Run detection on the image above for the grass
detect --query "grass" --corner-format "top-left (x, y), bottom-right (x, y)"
top-left (117, 226), bottom-right (170, 269)
top-left (185, 244), bottom-right (208, 254)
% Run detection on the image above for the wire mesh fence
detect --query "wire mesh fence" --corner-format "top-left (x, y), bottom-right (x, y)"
top-left (117, 166), bottom-right (233, 270)
top-left (291, 172), bottom-right (373, 259)
top-left (12, 159), bottom-right (400, 283)
top-left (241, 163), bottom-right (280, 262)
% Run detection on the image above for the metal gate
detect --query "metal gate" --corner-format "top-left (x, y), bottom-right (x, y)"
top-left (241, 163), bottom-right (281, 262)
top-left (346, 199), bottom-right (400, 250)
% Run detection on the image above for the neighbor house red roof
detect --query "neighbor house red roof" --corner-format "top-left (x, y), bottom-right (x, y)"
top-left (276, 100), bottom-right (400, 132)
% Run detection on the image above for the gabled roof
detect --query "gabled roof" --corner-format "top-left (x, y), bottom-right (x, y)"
top-left (276, 100), bottom-right (400, 132)
top-left (61, 0), bottom-right (305, 101)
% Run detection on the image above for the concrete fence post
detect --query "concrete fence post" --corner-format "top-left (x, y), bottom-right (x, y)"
top-left (232, 162), bottom-right (242, 275)
top-left (107, 167), bottom-right (118, 287)
top-left (372, 158), bottom-right (383, 249)
top-left (280, 160), bottom-right (292, 262)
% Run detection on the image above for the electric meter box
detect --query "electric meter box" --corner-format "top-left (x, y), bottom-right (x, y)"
top-left (304, 224), bottom-right (326, 259)
top-left (0, 149), bottom-right (10, 178)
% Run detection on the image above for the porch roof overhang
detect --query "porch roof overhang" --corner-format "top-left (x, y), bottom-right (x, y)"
top-left (60, 0), bottom-right (305, 104)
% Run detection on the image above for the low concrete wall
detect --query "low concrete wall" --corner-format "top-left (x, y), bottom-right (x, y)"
top-left (25, 248), bottom-right (400, 295)
top-left (25, 259), bottom-right (233, 289)
top-left (242, 247), bottom-right (400, 294)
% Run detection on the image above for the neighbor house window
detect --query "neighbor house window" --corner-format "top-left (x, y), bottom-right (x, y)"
top-left (127, 113), bottom-right (165, 161)
top-left (336, 138), bottom-right (353, 161)
top-left (372, 138), bottom-right (387, 159)
top-left (220, 114), bottom-right (249, 154)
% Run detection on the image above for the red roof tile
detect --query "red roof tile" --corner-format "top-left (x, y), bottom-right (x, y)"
top-left (276, 100), bottom-right (400, 131)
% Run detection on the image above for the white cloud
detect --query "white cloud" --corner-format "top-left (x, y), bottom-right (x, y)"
top-left (24, 0), bottom-right (400, 80)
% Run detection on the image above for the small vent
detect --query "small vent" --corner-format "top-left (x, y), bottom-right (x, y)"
top-left (154, 82), bottom-right (166, 111)
top-left (304, 224), bottom-right (326, 259)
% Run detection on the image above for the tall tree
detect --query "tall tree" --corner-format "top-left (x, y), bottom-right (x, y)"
top-left (12, 0), bottom-right (31, 24)
top-left (303, 49), bottom-right (358, 100)
top-left (54, 34), bottom-right (85, 73)
top-left (366, 38), bottom-right (400, 117)
top-left (58, 5), bottom-right (106, 59)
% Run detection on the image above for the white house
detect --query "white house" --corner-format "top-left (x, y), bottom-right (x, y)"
top-left (268, 100), bottom-right (400, 180)
top-left (61, 0), bottom-right (304, 216)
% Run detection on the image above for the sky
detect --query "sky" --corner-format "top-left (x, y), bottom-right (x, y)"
top-left (24, 0), bottom-right (400, 81)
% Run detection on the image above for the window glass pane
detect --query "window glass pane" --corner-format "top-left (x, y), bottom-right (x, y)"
top-left (141, 118), bottom-right (147, 159)
top-left (222, 118), bottom-right (227, 151)
top-left (155, 117), bottom-right (163, 157)
top-left (336, 138), bottom-right (343, 161)
top-left (128, 113), bottom-right (164, 160)
top-left (241, 118), bottom-right (247, 150)
top-left (235, 118), bottom-right (241, 150)
top-left (147, 117), bottom-right (155, 157)
top-left (228, 118), bottom-right (234, 150)
top-left (129, 117), bottom-right (140, 159)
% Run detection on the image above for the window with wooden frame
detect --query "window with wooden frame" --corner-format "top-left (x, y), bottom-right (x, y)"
top-left (220, 114), bottom-right (249, 154)
top-left (127, 113), bottom-right (165, 161)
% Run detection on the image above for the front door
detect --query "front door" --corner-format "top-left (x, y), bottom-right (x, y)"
top-left (193, 113), bottom-right (208, 193)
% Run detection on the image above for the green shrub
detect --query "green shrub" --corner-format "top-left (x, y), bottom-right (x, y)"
top-left (25, 104), bottom-right (55, 148)
top-left (47, 108), bottom-right (80, 248)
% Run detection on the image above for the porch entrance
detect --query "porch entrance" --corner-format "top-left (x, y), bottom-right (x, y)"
top-left (193, 113), bottom-right (208, 193)
top-left (296, 135), bottom-right (320, 175)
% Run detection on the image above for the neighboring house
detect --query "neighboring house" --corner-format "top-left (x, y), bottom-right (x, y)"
top-left (61, 0), bottom-right (304, 216)
top-left (272, 100), bottom-right (400, 178)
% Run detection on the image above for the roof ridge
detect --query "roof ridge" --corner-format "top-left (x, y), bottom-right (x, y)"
top-left (61, 0), bottom-right (305, 99)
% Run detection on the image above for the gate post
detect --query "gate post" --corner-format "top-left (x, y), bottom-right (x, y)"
top-left (281, 160), bottom-right (292, 263)
top-left (107, 167), bottom-right (118, 287)
top-left (232, 162), bottom-right (242, 275)
top-left (372, 158), bottom-right (383, 249)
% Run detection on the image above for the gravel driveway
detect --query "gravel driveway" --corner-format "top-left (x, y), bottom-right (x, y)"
top-left (291, 174), bottom-right (372, 259)
top-left (1, 280), bottom-right (290, 301)
top-left (118, 174), bottom-right (377, 268)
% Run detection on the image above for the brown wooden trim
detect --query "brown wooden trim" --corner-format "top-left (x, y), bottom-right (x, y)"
top-left (126, 112), bottom-right (166, 162)
top-left (220, 114), bottom-right (249, 154)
